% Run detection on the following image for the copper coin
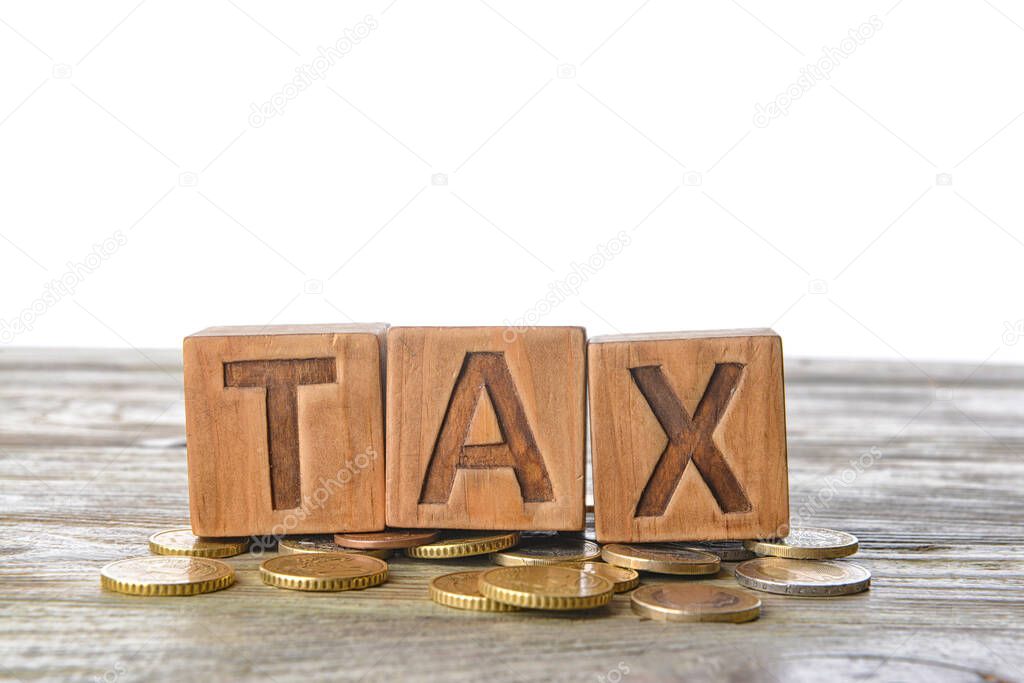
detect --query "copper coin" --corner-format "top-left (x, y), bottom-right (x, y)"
top-left (333, 529), bottom-right (441, 550)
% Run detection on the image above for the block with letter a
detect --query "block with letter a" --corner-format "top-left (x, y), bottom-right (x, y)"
top-left (588, 329), bottom-right (789, 542)
top-left (386, 326), bottom-right (586, 530)
top-left (183, 324), bottom-right (387, 536)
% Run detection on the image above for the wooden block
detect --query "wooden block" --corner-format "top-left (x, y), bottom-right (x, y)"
top-left (183, 324), bottom-right (387, 537)
top-left (588, 329), bottom-right (789, 542)
top-left (386, 326), bottom-right (586, 530)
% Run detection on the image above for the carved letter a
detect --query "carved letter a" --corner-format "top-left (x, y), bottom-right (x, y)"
top-left (419, 352), bottom-right (554, 504)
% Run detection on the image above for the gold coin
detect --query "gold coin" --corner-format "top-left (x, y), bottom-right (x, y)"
top-left (278, 535), bottom-right (393, 559)
top-left (260, 553), bottom-right (388, 591)
top-left (405, 532), bottom-right (519, 559)
top-left (334, 529), bottom-right (440, 550)
top-left (630, 583), bottom-right (761, 623)
top-left (492, 538), bottom-right (601, 566)
top-left (673, 541), bottom-right (756, 562)
top-left (571, 562), bottom-right (640, 593)
top-left (601, 544), bottom-right (720, 575)
top-left (734, 557), bottom-right (871, 596)
top-left (744, 527), bottom-right (859, 559)
top-left (100, 556), bottom-right (234, 596)
top-left (479, 566), bottom-right (614, 610)
top-left (429, 571), bottom-right (521, 612)
top-left (148, 528), bottom-right (248, 558)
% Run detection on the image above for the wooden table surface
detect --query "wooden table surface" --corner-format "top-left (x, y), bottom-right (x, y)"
top-left (2, 348), bottom-right (1023, 682)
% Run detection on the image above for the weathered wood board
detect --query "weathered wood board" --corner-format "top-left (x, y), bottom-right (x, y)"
top-left (1, 348), bottom-right (1023, 682)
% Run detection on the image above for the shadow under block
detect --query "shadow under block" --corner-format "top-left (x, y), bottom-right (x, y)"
top-left (588, 329), bottom-right (789, 542)
top-left (386, 326), bottom-right (586, 530)
top-left (184, 324), bottom-right (387, 537)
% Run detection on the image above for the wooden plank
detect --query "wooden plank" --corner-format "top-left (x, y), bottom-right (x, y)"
top-left (1, 349), bottom-right (1023, 682)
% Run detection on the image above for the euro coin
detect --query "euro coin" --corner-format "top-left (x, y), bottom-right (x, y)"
top-left (630, 583), bottom-right (761, 623)
top-left (743, 527), bottom-right (858, 559)
top-left (734, 557), bottom-right (871, 596)
top-left (100, 556), bottom-right (234, 596)
top-left (479, 565), bottom-right (613, 611)
top-left (333, 529), bottom-right (440, 550)
top-left (571, 562), bottom-right (640, 593)
top-left (405, 532), bottom-right (519, 559)
top-left (674, 541), bottom-right (756, 562)
top-left (278, 535), bottom-right (392, 559)
top-left (260, 553), bottom-right (388, 591)
top-left (601, 543), bottom-right (720, 576)
top-left (492, 538), bottom-right (601, 566)
top-left (148, 528), bottom-right (248, 558)
top-left (429, 570), bottom-right (520, 612)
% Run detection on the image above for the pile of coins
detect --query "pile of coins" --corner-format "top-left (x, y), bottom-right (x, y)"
top-left (101, 525), bottom-right (870, 623)
top-left (736, 528), bottom-right (870, 597)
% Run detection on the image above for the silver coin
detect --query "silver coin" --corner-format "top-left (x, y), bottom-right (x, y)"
top-left (734, 557), bottom-right (871, 596)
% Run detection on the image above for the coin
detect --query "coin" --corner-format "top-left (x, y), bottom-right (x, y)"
top-left (571, 562), bottom-right (640, 593)
top-left (333, 529), bottom-right (440, 550)
top-left (278, 535), bottom-right (393, 559)
top-left (148, 528), bottom-right (248, 558)
top-left (429, 571), bottom-right (521, 612)
top-left (405, 532), bottom-right (519, 559)
top-left (100, 556), bottom-right (235, 596)
top-left (492, 538), bottom-right (601, 566)
top-left (601, 544), bottom-right (720, 575)
top-left (734, 558), bottom-right (871, 596)
top-left (744, 527), bottom-right (859, 560)
top-left (479, 565), bottom-right (614, 610)
top-left (630, 583), bottom-right (761, 623)
top-left (674, 541), bottom-right (756, 562)
top-left (260, 553), bottom-right (388, 591)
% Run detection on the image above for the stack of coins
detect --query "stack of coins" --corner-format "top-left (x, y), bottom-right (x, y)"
top-left (735, 527), bottom-right (870, 597)
top-left (593, 541), bottom-right (761, 621)
top-left (425, 536), bottom-right (639, 611)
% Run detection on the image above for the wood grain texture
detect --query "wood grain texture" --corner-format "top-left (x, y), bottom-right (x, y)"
top-left (589, 331), bottom-right (789, 542)
top-left (183, 325), bottom-right (386, 536)
top-left (2, 348), bottom-right (1024, 682)
top-left (386, 327), bottom-right (586, 530)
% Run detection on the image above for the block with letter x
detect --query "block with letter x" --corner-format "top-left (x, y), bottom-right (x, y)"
top-left (386, 326), bottom-right (586, 530)
top-left (183, 324), bottom-right (387, 536)
top-left (588, 329), bottom-right (789, 542)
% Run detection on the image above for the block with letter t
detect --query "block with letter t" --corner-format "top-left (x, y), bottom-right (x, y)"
top-left (183, 324), bottom-right (387, 536)
top-left (385, 326), bottom-right (586, 530)
top-left (588, 329), bottom-right (789, 542)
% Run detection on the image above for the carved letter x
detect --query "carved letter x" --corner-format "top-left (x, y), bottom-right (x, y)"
top-left (630, 363), bottom-right (752, 517)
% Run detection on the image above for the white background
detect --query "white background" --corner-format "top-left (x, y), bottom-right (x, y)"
top-left (2, 1), bottom-right (1023, 364)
